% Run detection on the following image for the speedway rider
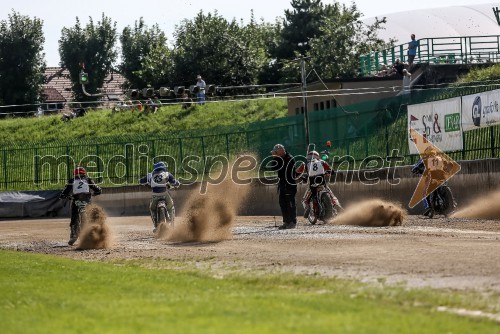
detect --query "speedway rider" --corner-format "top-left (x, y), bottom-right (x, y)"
top-left (139, 161), bottom-right (180, 232)
top-left (59, 166), bottom-right (102, 245)
top-left (295, 150), bottom-right (340, 218)
top-left (411, 147), bottom-right (448, 218)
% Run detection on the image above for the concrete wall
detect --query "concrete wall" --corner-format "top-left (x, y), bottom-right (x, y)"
top-left (86, 159), bottom-right (500, 217)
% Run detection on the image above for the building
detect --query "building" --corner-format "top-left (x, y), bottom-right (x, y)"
top-left (42, 67), bottom-right (127, 112)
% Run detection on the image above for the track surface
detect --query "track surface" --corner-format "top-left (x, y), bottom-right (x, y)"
top-left (1, 215), bottom-right (499, 291)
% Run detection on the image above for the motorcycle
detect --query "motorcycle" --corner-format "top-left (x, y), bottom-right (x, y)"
top-left (156, 198), bottom-right (174, 228)
top-left (426, 182), bottom-right (457, 218)
top-left (306, 184), bottom-right (339, 225)
top-left (62, 195), bottom-right (89, 245)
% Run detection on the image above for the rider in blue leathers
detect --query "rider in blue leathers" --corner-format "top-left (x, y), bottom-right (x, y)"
top-left (411, 158), bottom-right (431, 216)
top-left (139, 162), bottom-right (180, 232)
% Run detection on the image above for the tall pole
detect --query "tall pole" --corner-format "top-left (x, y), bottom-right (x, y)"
top-left (301, 58), bottom-right (310, 147)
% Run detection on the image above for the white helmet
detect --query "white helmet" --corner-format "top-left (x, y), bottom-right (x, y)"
top-left (306, 150), bottom-right (320, 160)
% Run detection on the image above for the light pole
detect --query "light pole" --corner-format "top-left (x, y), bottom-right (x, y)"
top-left (300, 57), bottom-right (310, 147)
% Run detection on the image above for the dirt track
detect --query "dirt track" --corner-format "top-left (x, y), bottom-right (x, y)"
top-left (1, 214), bottom-right (499, 292)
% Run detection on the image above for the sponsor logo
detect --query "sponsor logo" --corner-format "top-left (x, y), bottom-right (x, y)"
top-left (444, 113), bottom-right (460, 132)
top-left (472, 96), bottom-right (481, 127)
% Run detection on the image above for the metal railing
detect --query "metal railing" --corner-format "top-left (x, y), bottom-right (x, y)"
top-left (360, 35), bottom-right (500, 76)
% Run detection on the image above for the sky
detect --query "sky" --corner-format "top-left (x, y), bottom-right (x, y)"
top-left (0, 0), bottom-right (489, 66)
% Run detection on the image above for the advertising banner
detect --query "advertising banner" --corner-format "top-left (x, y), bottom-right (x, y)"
top-left (462, 89), bottom-right (500, 131)
top-left (408, 97), bottom-right (463, 154)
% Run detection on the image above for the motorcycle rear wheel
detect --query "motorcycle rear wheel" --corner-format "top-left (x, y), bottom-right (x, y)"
top-left (435, 186), bottom-right (456, 217)
top-left (320, 193), bottom-right (335, 220)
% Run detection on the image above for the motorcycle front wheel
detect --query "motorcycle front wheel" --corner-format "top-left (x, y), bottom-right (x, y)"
top-left (307, 201), bottom-right (318, 225)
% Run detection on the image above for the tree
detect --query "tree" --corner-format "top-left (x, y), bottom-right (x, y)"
top-left (172, 10), bottom-right (275, 90)
top-left (59, 14), bottom-right (118, 104)
top-left (274, 0), bottom-right (325, 59)
top-left (307, 3), bottom-right (393, 79)
top-left (0, 11), bottom-right (45, 114)
top-left (268, 0), bottom-right (327, 84)
top-left (119, 18), bottom-right (173, 90)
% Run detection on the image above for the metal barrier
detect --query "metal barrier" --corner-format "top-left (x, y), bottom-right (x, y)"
top-left (360, 35), bottom-right (500, 76)
top-left (1, 84), bottom-right (499, 191)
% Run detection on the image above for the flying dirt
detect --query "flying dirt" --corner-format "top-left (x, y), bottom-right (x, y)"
top-left (332, 198), bottom-right (406, 227)
top-left (76, 204), bottom-right (113, 250)
top-left (159, 179), bottom-right (251, 242)
top-left (451, 189), bottom-right (500, 219)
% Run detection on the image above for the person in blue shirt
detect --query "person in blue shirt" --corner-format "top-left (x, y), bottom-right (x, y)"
top-left (407, 34), bottom-right (419, 68)
top-left (139, 162), bottom-right (180, 232)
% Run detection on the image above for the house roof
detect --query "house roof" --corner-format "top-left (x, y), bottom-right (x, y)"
top-left (42, 86), bottom-right (65, 102)
top-left (42, 67), bottom-right (127, 104)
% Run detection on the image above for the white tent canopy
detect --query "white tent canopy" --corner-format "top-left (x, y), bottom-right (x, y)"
top-left (363, 2), bottom-right (500, 45)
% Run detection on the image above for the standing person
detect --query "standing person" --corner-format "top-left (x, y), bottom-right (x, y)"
top-left (270, 144), bottom-right (297, 230)
top-left (59, 167), bottom-right (102, 245)
top-left (139, 161), bottom-right (180, 233)
top-left (407, 34), bottom-right (419, 69)
top-left (402, 69), bottom-right (412, 93)
top-left (195, 75), bottom-right (206, 105)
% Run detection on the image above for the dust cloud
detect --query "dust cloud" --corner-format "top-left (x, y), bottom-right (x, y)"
top-left (332, 199), bottom-right (406, 227)
top-left (166, 179), bottom-right (250, 242)
top-left (163, 156), bottom-right (255, 243)
top-left (451, 189), bottom-right (500, 219)
top-left (76, 204), bottom-right (113, 250)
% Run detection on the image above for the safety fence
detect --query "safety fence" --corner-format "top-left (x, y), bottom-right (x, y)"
top-left (360, 35), bottom-right (500, 76)
top-left (1, 83), bottom-right (499, 191)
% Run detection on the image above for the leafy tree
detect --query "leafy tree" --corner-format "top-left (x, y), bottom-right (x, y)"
top-left (172, 10), bottom-right (276, 90)
top-left (59, 13), bottom-right (118, 104)
top-left (119, 18), bottom-right (173, 90)
top-left (274, 0), bottom-right (325, 59)
top-left (268, 0), bottom-right (328, 84)
top-left (307, 3), bottom-right (393, 79)
top-left (172, 11), bottom-right (236, 87)
top-left (0, 11), bottom-right (45, 113)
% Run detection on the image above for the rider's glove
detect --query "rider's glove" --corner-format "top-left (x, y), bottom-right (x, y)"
top-left (59, 193), bottom-right (68, 200)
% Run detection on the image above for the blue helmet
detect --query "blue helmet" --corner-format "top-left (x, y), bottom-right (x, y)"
top-left (153, 161), bottom-right (167, 172)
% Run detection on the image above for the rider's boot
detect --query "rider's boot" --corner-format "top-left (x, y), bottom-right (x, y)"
top-left (68, 225), bottom-right (78, 246)
top-left (167, 207), bottom-right (175, 223)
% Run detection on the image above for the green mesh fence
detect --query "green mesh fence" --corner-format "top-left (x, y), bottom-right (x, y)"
top-left (1, 84), bottom-right (499, 191)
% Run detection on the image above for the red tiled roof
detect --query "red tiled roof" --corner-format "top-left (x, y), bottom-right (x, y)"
top-left (42, 86), bottom-right (65, 102)
top-left (42, 67), bottom-right (128, 105)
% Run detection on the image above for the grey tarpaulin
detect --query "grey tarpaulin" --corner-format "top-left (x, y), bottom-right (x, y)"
top-left (0, 191), bottom-right (64, 218)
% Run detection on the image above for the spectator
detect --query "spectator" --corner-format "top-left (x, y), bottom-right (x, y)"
top-left (36, 106), bottom-right (44, 117)
top-left (407, 34), bottom-right (419, 69)
top-left (375, 64), bottom-right (389, 77)
top-left (270, 144), bottom-right (298, 230)
top-left (152, 95), bottom-right (161, 113)
top-left (145, 98), bottom-right (154, 113)
top-left (393, 59), bottom-right (404, 77)
top-left (135, 100), bottom-right (143, 112)
top-left (402, 69), bottom-right (412, 94)
top-left (195, 75), bottom-right (206, 105)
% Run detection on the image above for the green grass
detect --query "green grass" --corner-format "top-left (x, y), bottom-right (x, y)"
top-left (1, 250), bottom-right (499, 334)
top-left (0, 98), bottom-right (287, 144)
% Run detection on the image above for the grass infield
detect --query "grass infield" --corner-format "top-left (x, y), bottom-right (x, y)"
top-left (0, 250), bottom-right (499, 333)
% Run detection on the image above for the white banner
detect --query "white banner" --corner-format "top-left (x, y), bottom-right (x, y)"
top-left (462, 89), bottom-right (500, 131)
top-left (407, 97), bottom-right (463, 154)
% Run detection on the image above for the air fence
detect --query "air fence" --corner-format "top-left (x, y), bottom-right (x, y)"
top-left (0, 84), bottom-right (499, 192)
